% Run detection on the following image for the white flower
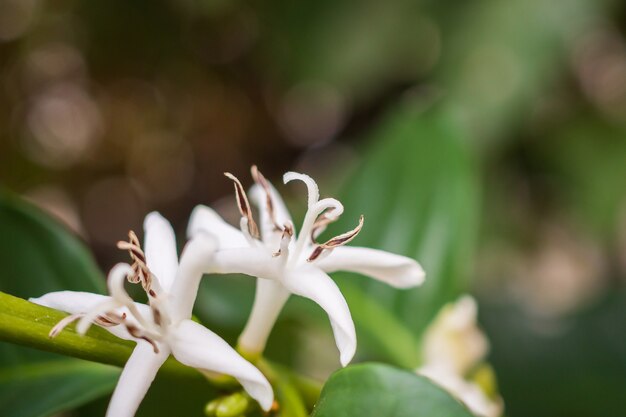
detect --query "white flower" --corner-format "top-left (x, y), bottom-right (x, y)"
top-left (422, 295), bottom-right (489, 376)
top-left (188, 166), bottom-right (425, 366)
top-left (419, 365), bottom-right (502, 417)
top-left (417, 296), bottom-right (503, 417)
top-left (30, 212), bottom-right (274, 417)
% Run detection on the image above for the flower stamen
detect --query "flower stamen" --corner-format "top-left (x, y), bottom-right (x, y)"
top-left (117, 231), bottom-right (154, 293)
top-left (48, 313), bottom-right (83, 338)
top-left (310, 208), bottom-right (338, 242)
top-left (225, 172), bottom-right (260, 239)
top-left (126, 323), bottom-right (160, 353)
top-left (307, 215), bottom-right (364, 262)
top-left (48, 311), bottom-right (126, 338)
top-left (251, 165), bottom-right (282, 231)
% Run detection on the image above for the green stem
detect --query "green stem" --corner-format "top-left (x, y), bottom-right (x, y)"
top-left (258, 359), bottom-right (308, 417)
top-left (0, 291), bottom-right (323, 404)
top-left (0, 291), bottom-right (211, 379)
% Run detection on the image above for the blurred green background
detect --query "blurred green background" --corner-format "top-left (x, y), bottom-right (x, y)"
top-left (1, 0), bottom-right (625, 416)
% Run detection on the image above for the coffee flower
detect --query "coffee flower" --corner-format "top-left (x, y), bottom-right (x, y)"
top-left (188, 167), bottom-right (425, 366)
top-left (30, 213), bottom-right (273, 417)
top-left (417, 296), bottom-right (503, 417)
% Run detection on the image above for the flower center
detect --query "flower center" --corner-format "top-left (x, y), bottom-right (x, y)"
top-left (49, 231), bottom-right (171, 353)
top-left (225, 166), bottom-right (365, 268)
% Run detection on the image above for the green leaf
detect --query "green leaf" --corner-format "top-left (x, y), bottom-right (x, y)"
top-left (0, 191), bottom-right (105, 298)
top-left (0, 360), bottom-right (120, 417)
top-left (0, 191), bottom-right (116, 415)
top-left (436, 0), bottom-right (603, 144)
top-left (334, 104), bottom-right (479, 344)
top-left (311, 363), bottom-right (474, 417)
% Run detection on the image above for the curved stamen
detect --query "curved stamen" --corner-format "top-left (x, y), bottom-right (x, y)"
top-left (76, 264), bottom-right (156, 337)
top-left (225, 172), bottom-right (260, 239)
top-left (251, 165), bottom-right (281, 231)
top-left (107, 264), bottom-right (154, 331)
top-left (307, 215), bottom-right (364, 262)
top-left (125, 324), bottom-right (160, 353)
top-left (283, 172), bottom-right (319, 209)
top-left (76, 299), bottom-right (123, 335)
top-left (310, 207), bottom-right (341, 242)
top-left (292, 197), bottom-right (344, 264)
top-left (95, 312), bottom-right (127, 327)
top-left (117, 231), bottom-right (161, 295)
top-left (49, 313), bottom-right (84, 338)
top-left (240, 217), bottom-right (260, 247)
top-left (49, 312), bottom-right (126, 338)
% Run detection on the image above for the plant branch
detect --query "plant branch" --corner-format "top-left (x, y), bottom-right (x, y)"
top-left (0, 291), bottom-right (322, 404)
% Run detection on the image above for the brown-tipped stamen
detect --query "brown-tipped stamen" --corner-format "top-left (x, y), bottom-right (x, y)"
top-left (251, 165), bottom-right (281, 231)
top-left (307, 215), bottom-right (364, 262)
top-left (273, 223), bottom-right (294, 257)
top-left (126, 324), bottom-right (160, 354)
top-left (49, 313), bottom-right (84, 338)
top-left (94, 312), bottom-right (126, 327)
top-left (49, 311), bottom-right (126, 338)
top-left (225, 172), bottom-right (260, 239)
top-left (310, 208), bottom-right (338, 242)
top-left (117, 231), bottom-right (153, 293)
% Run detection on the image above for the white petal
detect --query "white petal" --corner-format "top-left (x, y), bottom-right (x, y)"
top-left (105, 342), bottom-right (169, 417)
top-left (187, 205), bottom-right (247, 249)
top-left (169, 319), bottom-right (274, 411)
top-left (283, 266), bottom-right (356, 367)
top-left (210, 247), bottom-right (279, 279)
top-left (144, 212), bottom-right (179, 291)
top-left (238, 279), bottom-right (291, 355)
top-left (30, 290), bottom-right (152, 342)
top-left (315, 246), bottom-right (425, 288)
top-left (249, 183), bottom-right (294, 248)
top-left (167, 233), bottom-right (217, 322)
top-left (31, 290), bottom-right (114, 314)
top-left (422, 296), bottom-right (489, 376)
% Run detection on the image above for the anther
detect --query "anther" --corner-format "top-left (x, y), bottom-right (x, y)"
top-left (307, 215), bottom-right (364, 262)
top-left (117, 230), bottom-right (153, 292)
top-left (251, 165), bottom-right (282, 231)
top-left (225, 172), bottom-right (260, 239)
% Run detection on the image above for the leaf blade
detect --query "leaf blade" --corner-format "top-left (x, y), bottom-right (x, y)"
top-left (311, 363), bottom-right (475, 417)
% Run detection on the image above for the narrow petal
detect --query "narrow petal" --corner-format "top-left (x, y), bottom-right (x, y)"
top-left (143, 212), bottom-right (179, 291)
top-left (315, 246), bottom-right (425, 288)
top-left (283, 266), bottom-right (356, 367)
top-left (210, 247), bottom-right (278, 279)
top-left (238, 279), bottom-right (291, 356)
top-left (167, 233), bottom-right (217, 322)
top-left (105, 342), bottom-right (169, 417)
top-left (31, 290), bottom-right (114, 314)
top-left (170, 319), bottom-right (274, 411)
top-left (30, 290), bottom-right (152, 342)
top-left (187, 205), bottom-right (248, 249)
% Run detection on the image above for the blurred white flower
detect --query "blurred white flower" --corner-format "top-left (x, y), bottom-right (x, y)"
top-left (417, 296), bottom-right (503, 417)
top-left (419, 364), bottom-right (502, 417)
top-left (189, 166), bottom-right (425, 366)
top-left (31, 212), bottom-right (273, 417)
